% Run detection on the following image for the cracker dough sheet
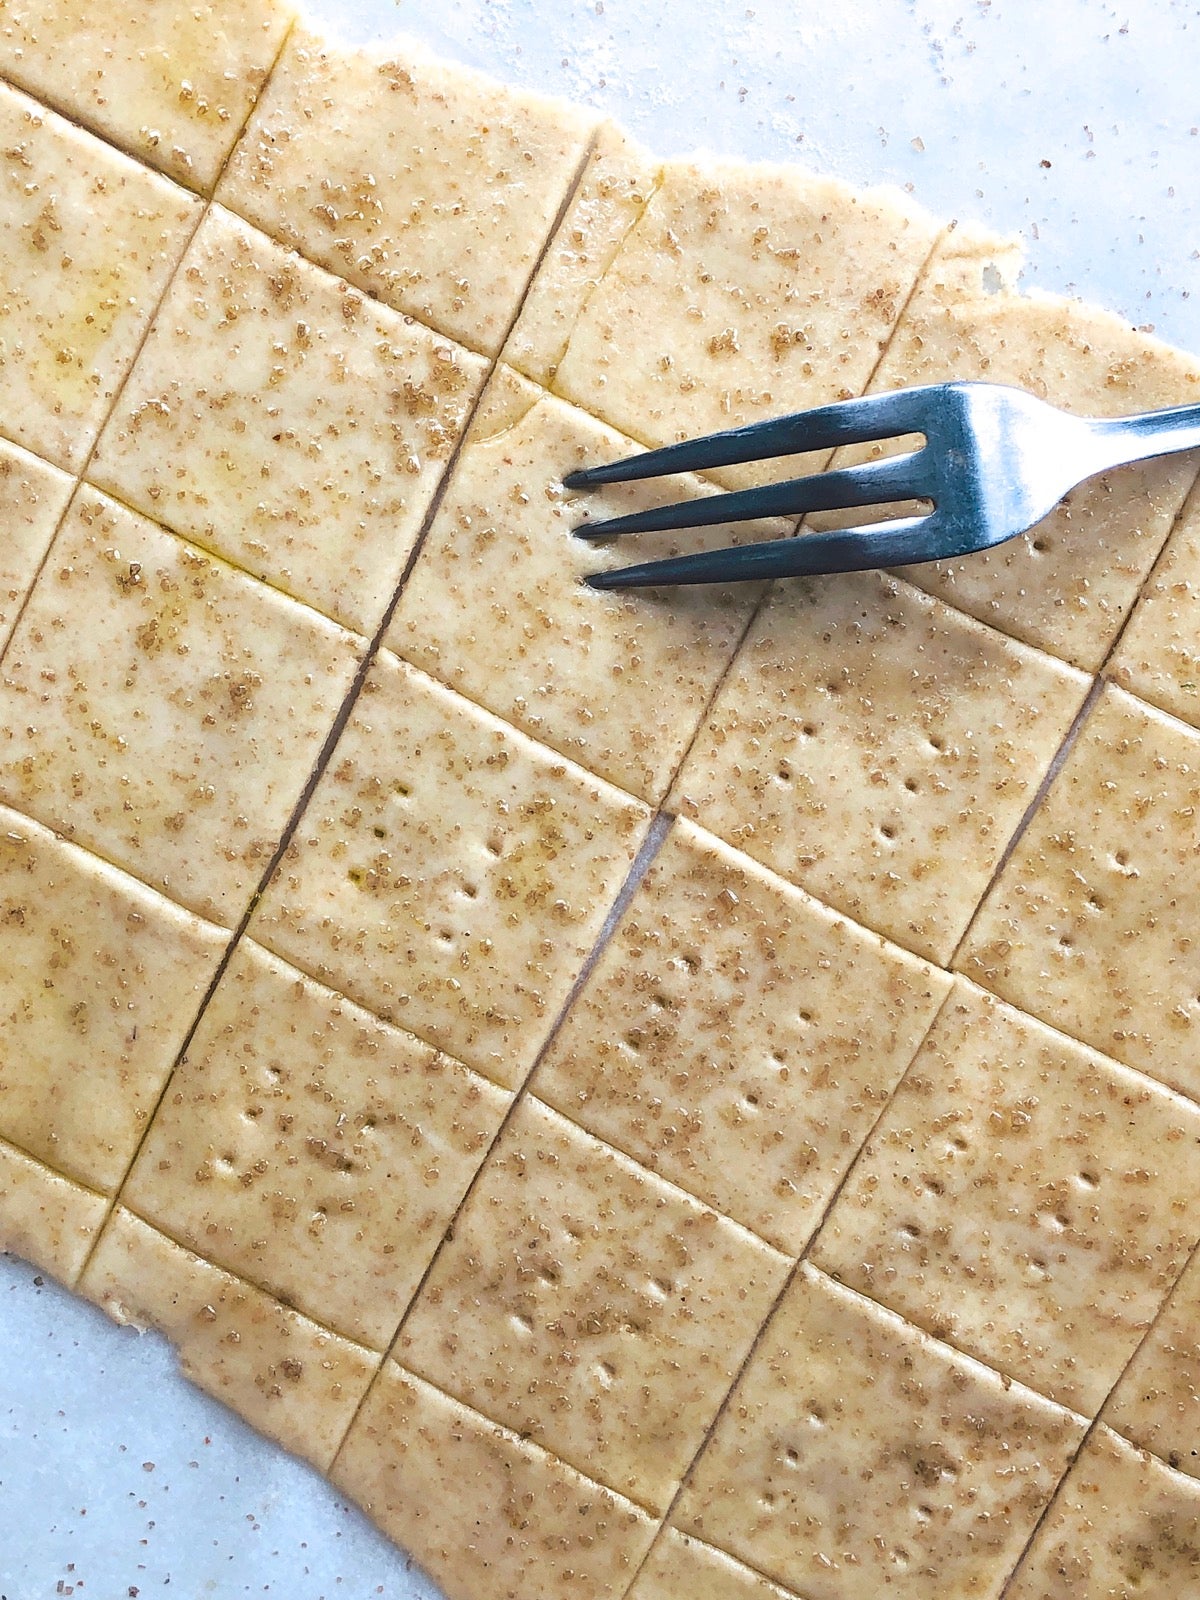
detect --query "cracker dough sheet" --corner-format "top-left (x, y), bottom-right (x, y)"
top-left (2, 2), bottom-right (1200, 1597)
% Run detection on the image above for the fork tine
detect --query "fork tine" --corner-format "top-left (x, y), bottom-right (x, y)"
top-left (574, 452), bottom-right (928, 539)
top-left (586, 515), bottom-right (935, 589)
top-left (563, 388), bottom-right (933, 488)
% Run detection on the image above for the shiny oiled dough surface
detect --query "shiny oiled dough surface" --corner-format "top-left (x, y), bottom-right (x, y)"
top-left (1, 3), bottom-right (1200, 1599)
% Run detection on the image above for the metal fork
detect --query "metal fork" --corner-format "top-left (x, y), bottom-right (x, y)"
top-left (566, 381), bottom-right (1200, 590)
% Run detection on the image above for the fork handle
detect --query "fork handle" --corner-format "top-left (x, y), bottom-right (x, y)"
top-left (1094, 401), bottom-right (1200, 469)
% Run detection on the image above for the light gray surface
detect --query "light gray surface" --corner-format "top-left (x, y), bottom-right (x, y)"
top-left (0, 1259), bottom-right (428, 1599)
top-left (3, 2), bottom-right (1198, 1597)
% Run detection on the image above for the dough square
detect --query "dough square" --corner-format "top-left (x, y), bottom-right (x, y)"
top-left (0, 1135), bottom-right (107, 1287)
top-left (0, 485), bottom-right (363, 928)
top-left (861, 225), bottom-right (1200, 673)
top-left (82, 1206), bottom-right (377, 1472)
top-left (397, 1095), bottom-right (790, 1513)
top-left (388, 367), bottom-right (781, 806)
top-left (629, 1530), bottom-right (803, 1600)
top-left (0, 0), bottom-right (294, 193)
top-left (0, 435), bottom-right (72, 654)
top-left (502, 123), bottom-right (660, 389)
top-left (216, 28), bottom-right (596, 358)
top-left (959, 683), bottom-right (1200, 1099)
top-left (552, 158), bottom-right (941, 490)
top-left (672, 569), bottom-right (1090, 966)
top-left (1004, 1425), bottom-right (1200, 1600)
top-left (1110, 478), bottom-right (1200, 727)
top-left (249, 650), bottom-right (650, 1089)
top-left (673, 1263), bottom-right (1085, 1600)
top-left (89, 204), bottom-right (487, 637)
top-left (0, 804), bottom-right (225, 1192)
top-left (123, 937), bottom-right (511, 1351)
top-left (0, 82), bottom-right (200, 473)
top-left (331, 1362), bottom-right (657, 1600)
top-left (1102, 1241), bottom-right (1200, 1479)
top-left (534, 817), bottom-right (950, 1254)
top-left (812, 977), bottom-right (1200, 1415)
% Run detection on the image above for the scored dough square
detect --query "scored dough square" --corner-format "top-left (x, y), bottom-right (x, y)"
top-left (959, 683), bottom-right (1200, 1100)
top-left (82, 1206), bottom-right (377, 1472)
top-left (1004, 1425), bottom-right (1200, 1600)
top-left (502, 123), bottom-right (660, 389)
top-left (0, 0), bottom-right (294, 192)
top-left (216, 28), bottom-right (596, 357)
top-left (862, 224), bottom-right (1200, 672)
top-left (1110, 479), bottom-right (1200, 727)
top-left (552, 158), bottom-right (940, 489)
top-left (0, 485), bottom-right (362, 928)
top-left (397, 1095), bottom-right (790, 1513)
top-left (629, 1530), bottom-right (804, 1600)
top-left (534, 817), bottom-right (950, 1254)
top-left (673, 1263), bottom-right (1085, 1600)
top-left (0, 82), bottom-right (200, 473)
top-left (1103, 1243), bottom-right (1200, 1479)
top-left (250, 650), bottom-right (650, 1089)
top-left (0, 436), bottom-right (72, 654)
top-left (673, 569), bottom-right (1090, 965)
top-left (812, 977), bottom-right (1200, 1415)
top-left (331, 1363), bottom-right (657, 1600)
top-left (388, 367), bottom-right (781, 805)
top-left (90, 205), bottom-right (487, 636)
top-left (0, 1136), bottom-right (108, 1287)
top-left (0, 805), bottom-right (225, 1192)
top-left (123, 937), bottom-right (511, 1351)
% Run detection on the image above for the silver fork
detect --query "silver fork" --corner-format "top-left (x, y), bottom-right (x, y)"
top-left (566, 381), bottom-right (1200, 590)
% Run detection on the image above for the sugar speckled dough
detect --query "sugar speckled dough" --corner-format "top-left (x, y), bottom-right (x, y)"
top-left (0, 0), bottom-right (294, 191)
top-left (674, 1264), bottom-right (1084, 1600)
top-left (1103, 1242), bottom-right (1200, 1479)
top-left (1004, 1425), bottom-right (1200, 1600)
top-left (90, 204), bottom-right (487, 636)
top-left (3, 7), bottom-right (1200, 1598)
top-left (123, 937), bottom-right (510, 1350)
top-left (0, 1136), bottom-right (107, 1286)
top-left (397, 1095), bottom-right (790, 1513)
top-left (0, 485), bottom-right (363, 927)
top-left (552, 158), bottom-right (942, 490)
top-left (0, 805), bottom-right (225, 1192)
top-left (960, 684), bottom-right (1200, 1100)
top-left (674, 569), bottom-right (1089, 964)
top-left (1110, 477), bottom-right (1200, 726)
top-left (217, 26), bottom-right (596, 356)
top-left (0, 80), bottom-right (199, 472)
top-left (249, 651), bottom-right (650, 1088)
top-left (331, 1363), bottom-right (657, 1600)
top-left (502, 123), bottom-right (660, 389)
top-left (389, 366), bottom-right (780, 804)
top-left (0, 435), bottom-right (72, 654)
top-left (82, 1206), bottom-right (377, 1471)
top-left (535, 817), bottom-right (950, 1253)
top-left (628, 1531), bottom-right (804, 1600)
top-left (813, 977), bottom-right (1200, 1414)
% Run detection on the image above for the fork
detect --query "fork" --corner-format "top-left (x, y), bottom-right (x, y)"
top-left (565, 381), bottom-right (1200, 590)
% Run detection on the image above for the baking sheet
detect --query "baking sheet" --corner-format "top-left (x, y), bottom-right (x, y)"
top-left (3, 1), bottom-right (1198, 1595)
